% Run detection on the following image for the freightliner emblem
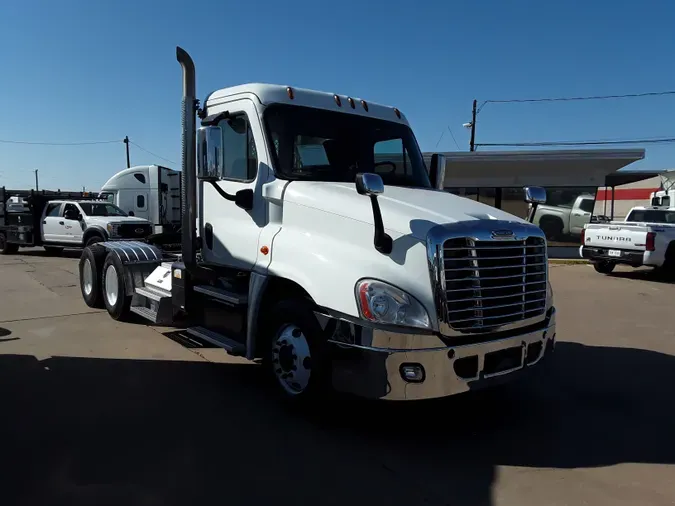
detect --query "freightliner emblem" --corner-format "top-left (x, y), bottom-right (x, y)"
top-left (490, 229), bottom-right (514, 240)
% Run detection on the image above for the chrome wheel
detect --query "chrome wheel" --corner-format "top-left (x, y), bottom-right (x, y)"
top-left (271, 324), bottom-right (312, 395)
top-left (82, 258), bottom-right (93, 296)
top-left (104, 264), bottom-right (119, 306)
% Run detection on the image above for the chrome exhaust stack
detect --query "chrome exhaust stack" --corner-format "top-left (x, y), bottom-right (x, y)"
top-left (176, 46), bottom-right (197, 270)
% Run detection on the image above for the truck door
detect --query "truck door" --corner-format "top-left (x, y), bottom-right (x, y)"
top-left (62, 203), bottom-right (84, 244)
top-left (570, 197), bottom-right (594, 236)
top-left (134, 193), bottom-right (149, 220)
top-left (42, 203), bottom-right (64, 242)
top-left (201, 98), bottom-right (267, 270)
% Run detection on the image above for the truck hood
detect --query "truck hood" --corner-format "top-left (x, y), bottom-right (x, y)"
top-left (284, 182), bottom-right (530, 239)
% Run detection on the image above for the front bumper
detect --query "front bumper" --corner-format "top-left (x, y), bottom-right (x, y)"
top-left (326, 308), bottom-right (556, 401)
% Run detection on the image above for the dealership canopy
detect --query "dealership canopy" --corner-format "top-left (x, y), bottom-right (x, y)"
top-left (423, 149), bottom-right (647, 188)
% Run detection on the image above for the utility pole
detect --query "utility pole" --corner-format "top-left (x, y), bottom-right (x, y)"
top-left (469, 99), bottom-right (477, 152)
top-left (34, 169), bottom-right (39, 191)
top-left (124, 136), bottom-right (131, 168)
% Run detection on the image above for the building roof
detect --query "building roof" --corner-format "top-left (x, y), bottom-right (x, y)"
top-left (423, 148), bottom-right (646, 188)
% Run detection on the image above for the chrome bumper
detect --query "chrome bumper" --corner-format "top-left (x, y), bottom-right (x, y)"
top-left (328, 308), bottom-right (556, 401)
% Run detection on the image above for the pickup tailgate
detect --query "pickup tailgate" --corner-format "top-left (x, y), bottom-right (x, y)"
top-left (583, 223), bottom-right (649, 252)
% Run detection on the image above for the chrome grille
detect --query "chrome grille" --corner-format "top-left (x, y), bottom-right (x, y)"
top-left (441, 237), bottom-right (547, 331)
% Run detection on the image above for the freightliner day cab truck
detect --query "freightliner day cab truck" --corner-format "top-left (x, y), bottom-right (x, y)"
top-left (78, 47), bottom-right (557, 403)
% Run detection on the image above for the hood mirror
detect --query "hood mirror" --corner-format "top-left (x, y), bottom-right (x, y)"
top-left (356, 172), bottom-right (384, 196)
top-left (355, 173), bottom-right (392, 255)
top-left (524, 186), bottom-right (547, 223)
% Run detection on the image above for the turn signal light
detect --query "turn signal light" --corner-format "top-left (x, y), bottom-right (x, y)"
top-left (646, 232), bottom-right (656, 251)
top-left (581, 229), bottom-right (585, 245)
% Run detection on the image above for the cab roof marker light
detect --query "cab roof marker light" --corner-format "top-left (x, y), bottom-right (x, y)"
top-left (394, 107), bottom-right (401, 119)
top-left (334, 94), bottom-right (342, 107)
top-left (286, 87), bottom-right (294, 100)
top-left (347, 97), bottom-right (356, 109)
top-left (361, 100), bottom-right (369, 112)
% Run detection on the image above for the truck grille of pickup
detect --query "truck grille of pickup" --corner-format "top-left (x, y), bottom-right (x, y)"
top-left (118, 223), bottom-right (151, 239)
top-left (442, 237), bottom-right (547, 331)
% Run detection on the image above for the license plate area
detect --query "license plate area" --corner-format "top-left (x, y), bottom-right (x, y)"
top-left (483, 346), bottom-right (523, 377)
top-left (608, 249), bottom-right (621, 257)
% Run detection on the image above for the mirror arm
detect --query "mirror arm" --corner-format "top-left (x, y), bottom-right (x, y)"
top-left (369, 196), bottom-right (393, 254)
top-left (208, 180), bottom-right (237, 202)
top-left (527, 202), bottom-right (539, 223)
top-left (201, 111), bottom-right (230, 127)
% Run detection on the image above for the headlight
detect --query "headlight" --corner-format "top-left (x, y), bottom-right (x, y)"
top-left (355, 279), bottom-right (431, 330)
top-left (106, 223), bottom-right (119, 237)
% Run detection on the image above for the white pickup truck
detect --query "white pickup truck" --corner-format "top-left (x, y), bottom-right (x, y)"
top-left (0, 189), bottom-right (153, 255)
top-left (580, 206), bottom-right (675, 275)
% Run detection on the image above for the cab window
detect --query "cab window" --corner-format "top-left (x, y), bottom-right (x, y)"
top-left (220, 114), bottom-right (258, 181)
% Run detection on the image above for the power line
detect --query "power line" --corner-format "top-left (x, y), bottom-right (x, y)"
top-left (446, 126), bottom-right (461, 150)
top-left (476, 136), bottom-right (675, 148)
top-left (128, 141), bottom-right (176, 166)
top-left (0, 138), bottom-right (120, 146)
top-left (478, 90), bottom-right (675, 113)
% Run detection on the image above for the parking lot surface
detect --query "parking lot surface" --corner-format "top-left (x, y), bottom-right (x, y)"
top-left (0, 249), bottom-right (673, 506)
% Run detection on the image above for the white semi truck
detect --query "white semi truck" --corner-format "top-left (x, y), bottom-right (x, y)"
top-left (78, 47), bottom-right (557, 403)
top-left (99, 164), bottom-right (181, 234)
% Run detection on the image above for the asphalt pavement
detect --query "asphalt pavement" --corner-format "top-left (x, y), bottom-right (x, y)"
top-left (0, 248), bottom-right (673, 506)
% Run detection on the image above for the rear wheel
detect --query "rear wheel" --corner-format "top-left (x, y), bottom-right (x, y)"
top-left (79, 245), bottom-right (107, 308)
top-left (593, 261), bottom-right (616, 274)
top-left (101, 253), bottom-right (132, 320)
top-left (0, 232), bottom-right (19, 255)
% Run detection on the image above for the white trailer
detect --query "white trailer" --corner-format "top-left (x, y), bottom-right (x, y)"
top-left (77, 47), bottom-right (557, 404)
top-left (100, 165), bottom-right (181, 234)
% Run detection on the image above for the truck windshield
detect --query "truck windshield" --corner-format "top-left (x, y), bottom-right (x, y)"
top-left (264, 104), bottom-right (431, 188)
top-left (626, 209), bottom-right (675, 224)
top-left (79, 203), bottom-right (127, 217)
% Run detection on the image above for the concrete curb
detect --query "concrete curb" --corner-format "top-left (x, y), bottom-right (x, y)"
top-left (548, 258), bottom-right (589, 265)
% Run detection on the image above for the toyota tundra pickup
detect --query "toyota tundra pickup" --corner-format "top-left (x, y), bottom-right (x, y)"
top-left (580, 206), bottom-right (675, 275)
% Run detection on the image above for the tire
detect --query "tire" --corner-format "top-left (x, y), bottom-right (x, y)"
top-left (79, 245), bottom-right (107, 308)
top-left (593, 261), bottom-right (616, 274)
top-left (101, 252), bottom-right (132, 320)
top-left (539, 218), bottom-right (563, 241)
top-left (660, 244), bottom-right (675, 281)
top-left (85, 234), bottom-right (104, 247)
top-left (262, 298), bottom-right (331, 405)
top-left (0, 232), bottom-right (19, 255)
top-left (44, 246), bottom-right (65, 256)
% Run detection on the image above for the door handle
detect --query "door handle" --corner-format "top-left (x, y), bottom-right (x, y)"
top-left (59, 221), bottom-right (64, 225)
top-left (43, 221), bottom-right (46, 224)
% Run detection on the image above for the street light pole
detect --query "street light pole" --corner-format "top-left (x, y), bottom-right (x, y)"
top-left (34, 169), bottom-right (39, 191)
top-left (469, 99), bottom-right (477, 152)
top-left (124, 136), bottom-right (131, 168)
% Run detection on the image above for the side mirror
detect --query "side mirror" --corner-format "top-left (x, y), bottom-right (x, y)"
top-left (128, 211), bottom-right (135, 217)
top-left (77, 213), bottom-right (83, 221)
top-left (524, 186), bottom-right (547, 204)
top-left (355, 173), bottom-right (391, 255)
top-left (356, 173), bottom-right (384, 196)
top-left (524, 186), bottom-right (546, 223)
top-left (429, 153), bottom-right (446, 190)
top-left (197, 126), bottom-right (223, 181)
top-left (64, 210), bottom-right (77, 220)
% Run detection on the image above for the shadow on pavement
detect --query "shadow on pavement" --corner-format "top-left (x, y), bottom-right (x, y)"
top-left (17, 249), bottom-right (82, 259)
top-left (0, 341), bottom-right (673, 506)
top-left (608, 268), bottom-right (674, 284)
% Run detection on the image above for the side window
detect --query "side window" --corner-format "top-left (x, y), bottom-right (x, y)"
top-left (45, 203), bottom-right (61, 217)
top-left (221, 114), bottom-right (258, 181)
top-left (62, 203), bottom-right (79, 218)
top-left (137, 195), bottom-right (146, 209)
top-left (134, 173), bottom-right (146, 184)
top-left (373, 138), bottom-right (412, 181)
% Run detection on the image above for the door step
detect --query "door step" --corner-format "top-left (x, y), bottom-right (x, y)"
top-left (194, 284), bottom-right (247, 306)
top-left (135, 285), bottom-right (171, 301)
top-left (186, 326), bottom-right (245, 356)
top-left (130, 305), bottom-right (160, 323)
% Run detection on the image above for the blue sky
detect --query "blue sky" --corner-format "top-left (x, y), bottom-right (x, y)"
top-left (1, 0), bottom-right (674, 190)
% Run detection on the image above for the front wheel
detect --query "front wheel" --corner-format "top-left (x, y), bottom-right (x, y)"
top-left (593, 261), bottom-right (616, 274)
top-left (262, 299), bottom-right (331, 404)
top-left (101, 252), bottom-right (132, 320)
